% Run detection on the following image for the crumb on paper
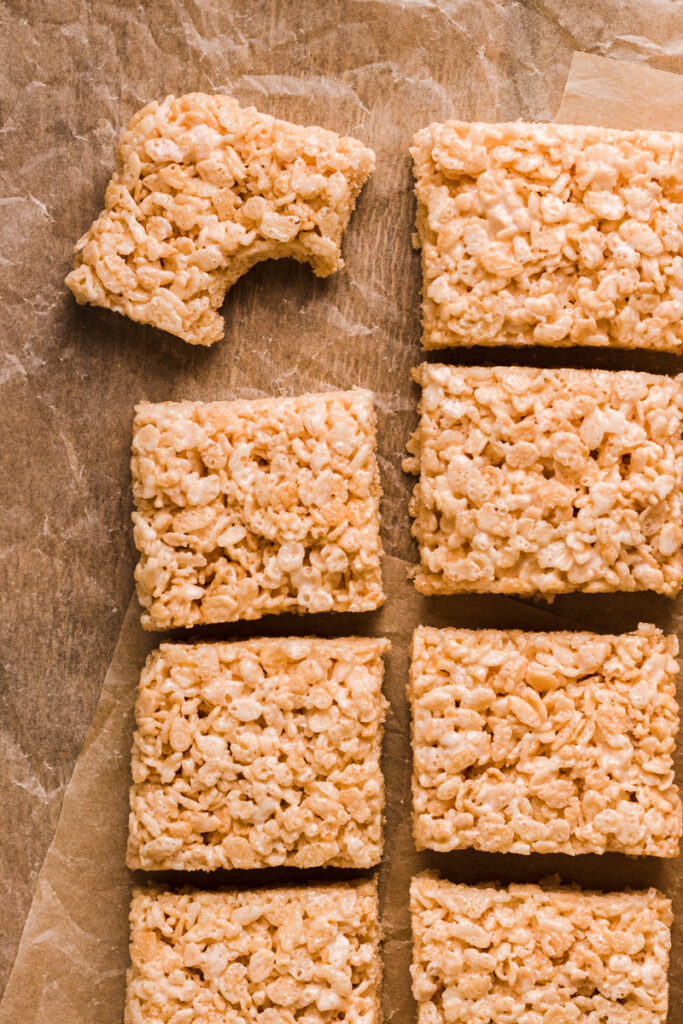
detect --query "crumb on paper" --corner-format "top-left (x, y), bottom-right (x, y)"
top-left (410, 872), bottom-right (672, 1024)
top-left (66, 93), bottom-right (375, 345)
top-left (125, 880), bottom-right (382, 1024)
top-left (127, 635), bottom-right (389, 871)
top-left (131, 388), bottom-right (385, 630)
top-left (404, 363), bottom-right (683, 597)
top-left (409, 624), bottom-right (681, 857)
top-left (412, 119), bottom-right (683, 351)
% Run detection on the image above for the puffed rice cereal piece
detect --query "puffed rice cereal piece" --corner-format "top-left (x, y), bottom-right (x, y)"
top-left (127, 636), bottom-right (389, 871)
top-left (66, 93), bottom-right (375, 345)
top-left (125, 880), bottom-right (381, 1024)
top-left (412, 119), bottom-right (683, 351)
top-left (409, 624), bottom-right (681, 857)
top-left (132, 388), bottom-right (384, 629)
top-left (405, 364), bottom-right (683, 597)
top-left (411, 872), bottom-right (671, 1024)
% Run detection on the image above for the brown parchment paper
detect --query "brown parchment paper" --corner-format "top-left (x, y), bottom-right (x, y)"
top-left (5, 25), bottom-right (683, 1024)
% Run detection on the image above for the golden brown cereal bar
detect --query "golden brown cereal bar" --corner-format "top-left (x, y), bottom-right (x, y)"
top-left (128, 636), bottom-right (389, 871)
top-left (132, 388), bottom-right (384, 629)
top-left (126, 880), bottom-right (381, 1024)
top-left (405, 364), bottom-right (683, 597)
top-left (411, 873), bottom-right (671, 1024)
top-left (412, 120), bottom-right (683, 351)
top-left (409, 624), bottom-right (681, 856)
top-left (66, 93), bottom-right (375, 345)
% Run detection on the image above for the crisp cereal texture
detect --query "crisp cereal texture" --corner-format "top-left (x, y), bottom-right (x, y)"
top-left (405, 364), bottom-right (683, 597)
top-left (409, 624), bottom-right (682, 857)
top-left (412, 119), bottom-right (683, 351)
top-left (125, 880), bottom-right (381, 1024)
top-left (410, 873), bottom-right (672, 1024)
top-left (132, 388), bottom-right (384, 630)
top-left (127, 636), bottom-right (389, 871)
top-left (65, 93), bottom-right (375, 346)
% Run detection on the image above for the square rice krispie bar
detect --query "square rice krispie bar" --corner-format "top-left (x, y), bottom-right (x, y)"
top-left (126, 881), bottom-right (381, 1024)
top-left (412, 119), bottom-right (683, 351)
top-left (127, 635), bottom-right (389, 871)
top-left (411, 873), bottom-right (671, 1024)
top-left (132, 388), bottom-right (384, 629)
top-left (405, 364), bottom-right (683, 597)
top-left (66, 93), bottom-right (375, 346)
top-left (409, 624), bottom-right (681, 857)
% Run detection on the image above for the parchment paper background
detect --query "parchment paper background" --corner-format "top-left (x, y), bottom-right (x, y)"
top-left (3, 3), bottom-right (683, 1020)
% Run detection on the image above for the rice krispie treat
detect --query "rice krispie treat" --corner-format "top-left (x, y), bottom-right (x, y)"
top-left (132, 388), bottom-right (384, 629)
top-left (125, 881), bottom-right (381, 1024)
top-left (127, 636), bottom-right (389, 871)
top-left (405, 364), bottom-right (683, 597)
top-left (412, 119), bottom-right (683, 351)
top-left (65, 93), bottom-right (375, 345)
top-left (411, 873), bottom-right (671, 1024)
top-left (409, 624), bottom-right (681, 857)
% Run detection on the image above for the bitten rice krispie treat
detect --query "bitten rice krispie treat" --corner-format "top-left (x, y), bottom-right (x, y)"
top-left (127, 636), bottom-right (389, 871)
top-left (409, 624), bottom-right (681, 857)
top-left (412, 119), bottom-right (683, 351)
top-left (410, 873), bottom-right (671, 1024)
top-left (405, 364), bottom-right (683, 597)
top-left (132, 388), bottom-right (384, 629)
top-left (65, 93), bottom-right (375, 345)
top-left (125, 881), bottom-right (381, 1024)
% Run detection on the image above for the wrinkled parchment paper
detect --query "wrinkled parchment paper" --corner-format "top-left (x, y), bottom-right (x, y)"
top-left (4, 37), bottom-right (683, 1024)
